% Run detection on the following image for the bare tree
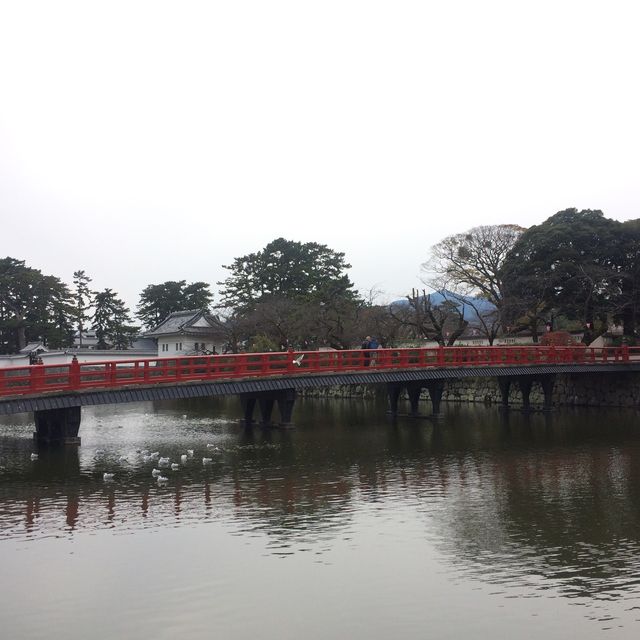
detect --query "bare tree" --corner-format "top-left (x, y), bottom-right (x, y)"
top-left (425, 224), bottom-right (525, 339)
top-left (249, 297), bottom-right (307, 349)
top-left (209, 309), bottom-right (251, 353)
top-left (389, 289), bottom-right (468, 346)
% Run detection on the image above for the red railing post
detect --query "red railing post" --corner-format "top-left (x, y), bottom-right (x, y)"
top-left (263, 353), bottom-right (272, 375)
top-left (437, 347), bottom-right (445, 367)
top-left (287, 349), bottom-right (295, 373)
top-left (237, 354), bottom-right (247, 377)
top-left (70, 356), bottom-right (81, 389)
top-left (30, 364), bottom-right (45, 392)
top-left (622, 345), bottom-right (630, 362)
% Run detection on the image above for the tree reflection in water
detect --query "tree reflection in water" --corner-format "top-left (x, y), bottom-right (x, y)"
top-left (1, 399), bottom-right (640, 606)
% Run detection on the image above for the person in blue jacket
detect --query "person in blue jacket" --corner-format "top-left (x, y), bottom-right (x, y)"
top-left (369, 336), bottom-right (379, 365)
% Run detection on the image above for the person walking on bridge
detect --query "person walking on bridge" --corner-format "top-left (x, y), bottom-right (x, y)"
top-left (369, 336), bottom-right (379, 366)
top-left (361, 336), bottom-right (371, 366)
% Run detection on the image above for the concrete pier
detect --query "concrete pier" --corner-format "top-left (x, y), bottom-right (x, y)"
top-left (33, 406), bottom-right (81, 446)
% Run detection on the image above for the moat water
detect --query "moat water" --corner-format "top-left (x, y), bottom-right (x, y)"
top-left (1, 397), bottom-right (640, 639)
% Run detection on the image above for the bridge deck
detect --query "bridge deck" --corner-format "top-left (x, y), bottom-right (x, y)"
top-left (1, 346), bottom-right (637, 416)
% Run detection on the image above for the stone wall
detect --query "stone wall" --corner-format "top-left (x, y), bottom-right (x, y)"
top-left (299, 372), bottom-right (640, 408)
top-left (444, 373), bottom-right (640, 408)
top-left (300, 384), bottom-right (385, 400)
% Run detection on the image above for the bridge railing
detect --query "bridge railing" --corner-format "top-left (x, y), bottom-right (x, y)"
top-left (0, 345), bottom-right (634, 398)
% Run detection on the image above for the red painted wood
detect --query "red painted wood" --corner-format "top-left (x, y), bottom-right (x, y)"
top-left (0, 346), bottom-right (634, 398)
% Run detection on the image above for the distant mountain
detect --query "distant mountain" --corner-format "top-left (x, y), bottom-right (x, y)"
top-left (390, 290), bottom-right (497, 324)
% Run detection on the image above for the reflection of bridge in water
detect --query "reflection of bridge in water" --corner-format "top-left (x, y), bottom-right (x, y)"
top-left (0, 346), bottom-right (638, 444)
top-left (3, 408), bottom-right (640, 603)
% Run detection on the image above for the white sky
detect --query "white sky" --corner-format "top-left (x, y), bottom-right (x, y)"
top-left (1, 0), bottom-right (639, 312)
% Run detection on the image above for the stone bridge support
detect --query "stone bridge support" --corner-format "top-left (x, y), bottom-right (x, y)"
top-left (240, 389), bottom-right (297, 428)
top-left (387, 381), bottom-right (445, 418)
top-left (34, 406), bottom-right (81, 446)
top-left (497, 374), bottom-right (556, 412)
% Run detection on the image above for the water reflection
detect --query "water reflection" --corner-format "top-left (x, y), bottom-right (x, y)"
top-left (2, 399), bottom-right (640, 626)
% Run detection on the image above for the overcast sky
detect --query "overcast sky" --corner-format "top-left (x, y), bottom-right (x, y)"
top-left (1, 0), bottom-right (639, 311)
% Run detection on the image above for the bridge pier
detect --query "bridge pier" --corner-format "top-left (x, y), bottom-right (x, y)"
top-left (240, 396), bottom-right (257, 426)
top-left (427, 381), bottom-right (444, 415)
top-left (497, 375), bottom-right (556, 412)
top-left (497, 377), bottom-right (512, 409)
top-left (540, 374), bottom-right (556, 411)
top-left (276, 389), bottom-right (297, 428)
top-left (519, 378), bottom-right (534, 412)
top-left (258, 397), bottom-right (275, 426)
top-left (387, 381), bottom-right (444, 418)
top-left (387, 383), bottom-right (403, 416)
top-left (239, 390), bottom-right (297, 428)
top-left (33, 406), bottom-right (81, 446)
top-left (407, 382), bottom-right (423, 417)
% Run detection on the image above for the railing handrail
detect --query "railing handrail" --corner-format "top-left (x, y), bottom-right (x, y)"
top-left (0, 345), bottom-right (635, 399)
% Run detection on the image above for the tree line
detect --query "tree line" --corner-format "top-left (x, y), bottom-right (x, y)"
top-left (423, 208), bottom-right (640, 345)
top-left (1, 209), bottom-right (638, 354)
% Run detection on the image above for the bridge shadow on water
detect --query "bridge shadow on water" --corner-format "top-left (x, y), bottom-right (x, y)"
top-left (2, 397), bottom-right (640, 611)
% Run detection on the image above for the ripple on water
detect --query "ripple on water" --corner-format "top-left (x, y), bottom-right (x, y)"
top-left (3, 401), bottom-right (640, 637)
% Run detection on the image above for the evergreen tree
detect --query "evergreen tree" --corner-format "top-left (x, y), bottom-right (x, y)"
top-left (93, 288), bottom-right (138, 349)
top-left (30, 275), bottom-right (75, 349)
top-left (218, 238), bottom-right (357, 311)
top-left (0, 257), bottom-right (75, 353)
top-left (72, 270), bottom-right (94, 347)
top-left (502, 209), bottom-right (622, 341)
top-left (137, 280), bottom-right (213, 329)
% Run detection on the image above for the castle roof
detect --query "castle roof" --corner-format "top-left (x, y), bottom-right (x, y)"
top-left (144, 309), bottom-right (219, 338)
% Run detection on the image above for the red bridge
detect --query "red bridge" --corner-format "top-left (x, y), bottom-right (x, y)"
top-left (1, 345), bottom-right (637, 445)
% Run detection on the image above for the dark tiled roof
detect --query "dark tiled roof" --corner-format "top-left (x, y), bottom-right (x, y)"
top-left (144, 309), bottom-right (218, 338)
top-left (19, 342), bottom-right (48, 354)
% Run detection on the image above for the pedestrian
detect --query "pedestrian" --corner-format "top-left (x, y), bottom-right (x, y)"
top-left (361, 335), bottom-right (371, 366)
top-left (369, 336), bottom-right (379, 366)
